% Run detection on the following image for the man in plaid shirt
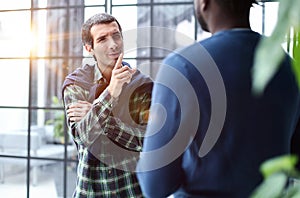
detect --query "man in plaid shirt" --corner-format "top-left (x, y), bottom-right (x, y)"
top-left (62, 13), bottom-right (152, 197)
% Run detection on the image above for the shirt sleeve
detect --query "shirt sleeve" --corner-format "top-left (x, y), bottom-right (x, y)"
top-left (63, 84), bottom-right (149, 152)
top-left (137, 55), bottom-right (187, 198)
top-left (105, 91), bottom-right (151, 151)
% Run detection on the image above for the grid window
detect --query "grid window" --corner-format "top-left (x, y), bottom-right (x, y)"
top-left (0, 1), bottom-right (279, 197)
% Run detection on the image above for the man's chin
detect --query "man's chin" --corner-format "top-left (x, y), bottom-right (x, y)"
top-left (109, 60), bottom-right (117, 67)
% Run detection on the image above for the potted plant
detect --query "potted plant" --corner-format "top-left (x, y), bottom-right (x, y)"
top-left (45, 96), bottom-right (67, 144)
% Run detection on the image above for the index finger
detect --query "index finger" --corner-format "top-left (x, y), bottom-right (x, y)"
top-left (114, 53), bottom-right (123, 70)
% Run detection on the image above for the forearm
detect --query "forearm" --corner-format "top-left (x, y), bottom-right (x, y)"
top-left (105, 116), bottom-right (145, 152)
top-left (72, 88), bottom-right (116, 145)
top-left (64, 85), bottom-right (147, 151)
top-left (63, 85), bottom-right (112, 145)
top-left (104, 91), bottom-right (152, 152)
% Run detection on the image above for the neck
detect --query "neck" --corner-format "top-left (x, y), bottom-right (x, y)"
top-left (98, 65), bottom-right (112, 83)
top-left (211, 19), bottom-right (251, 34)
top-left (209, 8), bottom-right (251, 34)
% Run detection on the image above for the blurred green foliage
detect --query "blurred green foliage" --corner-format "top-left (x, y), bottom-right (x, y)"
top-left (252, 0), bottom-right (300, 95)
top-left (250, 155), bottom-right (300, 198)
top-left (45, 96), bottom-right (66, 142)
top-left (251, 1), bottom-right (300, 197)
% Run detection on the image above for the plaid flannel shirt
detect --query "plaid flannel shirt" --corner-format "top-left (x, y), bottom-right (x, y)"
top-left (63, 68), bottom-right (152, 198)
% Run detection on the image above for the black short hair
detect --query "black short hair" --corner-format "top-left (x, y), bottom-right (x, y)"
top-left (81, 13), bottom-right (122, 48)
top-left (214, 0), bottom-right (257, 16)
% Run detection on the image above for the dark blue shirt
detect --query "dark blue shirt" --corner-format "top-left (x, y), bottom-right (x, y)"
top-left (137, 29), bottom-right (300, 198)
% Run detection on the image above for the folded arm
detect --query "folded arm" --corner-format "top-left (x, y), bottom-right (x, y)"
top-left (63, 84), bottom-right (150, 152)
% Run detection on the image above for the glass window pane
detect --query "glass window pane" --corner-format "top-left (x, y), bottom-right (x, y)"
top-left (152, 4), bottom-right (194, 27)
top-left (31, 8), bottom-right (84, 59)
top-left (31, 58), bottom-right (80, 108)
top-left (0, 158), bottom-right (27, 196)
top-left (31, 10), bottom-right (48, 58)
top-left (70, 0), bottom-right (89, 6)
top-left (67, 161), bottom-right (77, 197)
top-left (84, 7), bottom-right (106, 21)
top-left (36, 8), bottom-right (84, 58)
top-left (0, 124), bottom-right (51, 158)
top-left (32, 0), bottom-right (47, 8)
top-left (264, 2), bottom-right (279, 36)
top-left (137, 5), bottom-right (151, 27)
top-left (0, 130), bottom-right (29, 157)
top-left (136, 59), bottom-right (152, 78)
top-left (153, 0), bottom-right (193, 3)
top-left (31, 58), bottom-right (84, 108)
top-left (250, 3), bottom-right (263, 34)
top-left (112, 0), bottom-right (138, 5)
top-left (31, 109), bottom-right (76, 159)
top-left (112, 6), bottom-right (138, 30)
top-left (0, 11), bottom-right (31, 58)
top-left (135, 5), bottom-right (195, 59)
top-left (115, 5), bottom-right (195, 60)
top-left (84, 0), bottom-right (106, 6)
top-left (0, 109), bottom-right (28, 133)
top-left (150, 59), bottom-right (163, 79)
top-left (0, 0), bottom-right (30, 10)
top-left (43, 109), bottom-right (67, 145)
top-left (34, 0), bottom-right (84, 8)
top-left (0, 60), bottom-right (29, 107)
top-left (29, 161), bottom-right (67, 197)
top-left (134, 59), bottom-right (162, 79)
top-left (127, 6), bottom-right (151, 59)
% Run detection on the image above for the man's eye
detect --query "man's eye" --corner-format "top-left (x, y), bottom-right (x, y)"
top-left (97, 38), bottom-right (106, 43)
top-left (113, 33), bottom-right (122, 40)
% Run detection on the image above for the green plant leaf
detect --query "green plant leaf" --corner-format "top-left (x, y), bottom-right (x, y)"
top-left (284, 177), bottom-right (300, 198)
top-left (292, 28), bottom-right (300, 88)
top-left (252, 0), bottom-right (300, 95)
top-left (52, 96), bottom-right (59, 105)
top-left (260, 155), bottom-right (298, 179)
top-left (252, 36), bottom-right (285, 95)
top-left (285, 184), bottom-right (300, 198)
top-left (250, 172), bottom-right (287, 198)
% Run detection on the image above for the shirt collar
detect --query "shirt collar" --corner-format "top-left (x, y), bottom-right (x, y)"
top-left (82, 57), bottom-right (105, 84)
top-left (94, 63), bottom-right (104, 84)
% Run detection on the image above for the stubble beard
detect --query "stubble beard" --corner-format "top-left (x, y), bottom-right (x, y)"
top-left (196, 9), bottom-right (209, 32)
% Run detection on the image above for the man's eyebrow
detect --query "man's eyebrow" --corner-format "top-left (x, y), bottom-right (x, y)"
top-left (96, 34), bottom-right (107, 41)
top-left (113, 30), bottom-right (121, 34)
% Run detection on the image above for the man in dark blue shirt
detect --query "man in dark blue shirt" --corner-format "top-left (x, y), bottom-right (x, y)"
top-left (137, 0), bottom-right (300, 197)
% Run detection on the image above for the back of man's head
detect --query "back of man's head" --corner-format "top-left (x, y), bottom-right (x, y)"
top-left (214, 0), bottom-right (257, 16)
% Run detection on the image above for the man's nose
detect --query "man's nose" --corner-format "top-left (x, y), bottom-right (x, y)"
top-left (108, 37), bottom-right (118, 49)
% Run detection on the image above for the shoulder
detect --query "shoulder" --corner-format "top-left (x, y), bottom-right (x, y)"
top-left (163, 42), bottom-right (208, 65)
top-left (128, 71), bottom-right (153, 98)
top-left (63, 84), bottom-right (87, 98)
top-left (63, 64), bottom-right (96, 91)
top-left (161, 42), bottom-right (208, 76)
top-left (131, 69), bottom-right (153, 85)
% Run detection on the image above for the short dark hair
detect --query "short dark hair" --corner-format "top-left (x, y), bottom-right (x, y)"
top-left (214, 0), bottom-right (257, 16)
top-left (81, 13), bottom-right (122, 48)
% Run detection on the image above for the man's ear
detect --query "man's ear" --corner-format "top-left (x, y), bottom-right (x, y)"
top-left (84, 44), bottom-right (94, 55)
top-left (201, 0), bottom-right (209, 11)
